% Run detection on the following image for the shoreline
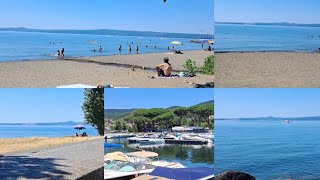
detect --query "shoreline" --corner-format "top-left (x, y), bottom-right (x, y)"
top-left (0, 48), bottom-right (208, 63)
top-left (0, 136), bottom-right (103, 154)
top-left (215, 50), bottom-right (320, 53)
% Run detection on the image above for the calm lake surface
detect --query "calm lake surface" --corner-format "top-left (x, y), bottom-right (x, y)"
top-left (0, 124), bottom-right (99, 138)
top-left (215, 120), bottom-right (320, 180)
top-left (215, 23), bottom-right (320, 52)
top-left (0, 31), bottom-right (208, 62)
top-left (105, 138), bottom-right (214, 169)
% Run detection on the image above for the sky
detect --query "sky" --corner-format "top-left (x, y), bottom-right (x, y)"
top-left (105, 89), bottom-right (214, 109)
top-left (215, 88), bottom-right (320, 119)
top-left (0, 89), bottom-right (84, 123)
top-left (0, 0), bottom-right (214, 34)
top-left (215, 0), bottom-right (320, 24)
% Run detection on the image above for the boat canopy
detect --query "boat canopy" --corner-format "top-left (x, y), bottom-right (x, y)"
top-left (127, 151), bottom-right (159, 158)
top-left (150, 167), bottom-right (214, 180)
top-left (104, 151), bottom-right (128, 161)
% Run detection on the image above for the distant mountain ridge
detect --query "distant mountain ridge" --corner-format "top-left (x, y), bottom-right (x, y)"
top-left (0, 27), bottom-right (213, 39)
top-left (216, 116), bottom-right (320, 121)
top-left (216, 22), bottom-right (320, 27)
top-left (105, 100), bottom-right (214, 119)
top-left (0, 121), bottom-right (84, 126)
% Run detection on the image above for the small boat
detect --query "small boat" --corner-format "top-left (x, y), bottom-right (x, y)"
top-left (104, 151), bottom-right (185, 180)
top-left (283, 120), bottom-right (290, 124)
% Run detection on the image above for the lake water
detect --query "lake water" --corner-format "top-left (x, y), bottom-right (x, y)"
top-left (215, 23), bottom-right (320, 52)
top-left (215, 120), bottom-right (320, 180)
top-left (0, 124), bottom-right (99, 138)
top-left (0, 31), bottom-right (208, 62)
top-left (105, 138), bottom-right (214, 169)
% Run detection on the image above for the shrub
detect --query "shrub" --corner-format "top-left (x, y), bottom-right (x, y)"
top-left (202, 55), bottom-right (214, 75)
top-left (183, 59), bottom-right (198, 74)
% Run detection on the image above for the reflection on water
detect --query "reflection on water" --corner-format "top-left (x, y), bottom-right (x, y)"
top-left (105, 138), bottom-right (214, 168)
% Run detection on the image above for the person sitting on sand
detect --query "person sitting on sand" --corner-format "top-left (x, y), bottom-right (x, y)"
top-left (75, 133), bottom-right (79, 137)
top-left (208, 46), bottom-right (213, 51)
top-left (156, 57), bottom-right (172, 77)
top-left (82, 132), bottom-right (88, 137)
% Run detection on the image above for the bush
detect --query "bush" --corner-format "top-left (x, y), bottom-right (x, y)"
top-left (202, 55), bottom-right (214, 75)
top-left (183, 59), bottom-right (198, 74)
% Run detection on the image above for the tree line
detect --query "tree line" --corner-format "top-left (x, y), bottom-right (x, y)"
top-left (109, 103), bottom-right (214, 132)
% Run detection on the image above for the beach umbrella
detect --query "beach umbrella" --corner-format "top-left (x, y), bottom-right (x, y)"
top-left (74, 124), bottom-right (86, 130)
top-left (170, 41), bottom-right (182, 45)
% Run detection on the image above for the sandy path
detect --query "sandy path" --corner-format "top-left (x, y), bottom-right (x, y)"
top-left (0, 138), bottom-right (104, 179)
top-left (215, 52), bottom-right (320, 87)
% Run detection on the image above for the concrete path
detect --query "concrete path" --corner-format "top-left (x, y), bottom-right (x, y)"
top-left (0, 138), bottom-right (104, 180)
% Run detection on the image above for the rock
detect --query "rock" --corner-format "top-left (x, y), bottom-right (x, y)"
top-left (215, 171), bottom-right (256, 180)
top-left (194, 82), bottom-right (214, 88)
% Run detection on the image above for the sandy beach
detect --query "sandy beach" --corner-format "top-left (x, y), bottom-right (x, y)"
top-left (215, 52), bottom-right (320, 87)
top-left (0, 50), bottom-right (213, 88)
top-left (0, 136), bottom-right (102, 154)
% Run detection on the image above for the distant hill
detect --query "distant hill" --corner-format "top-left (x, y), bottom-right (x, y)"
top-left (0, 27), bottom-right (212, 39)
top-left (0, 121), bottom-right (84, 126)
top-left (105, 100), bottom-right (214, 119)
top-left (216, 22), bottom-right (320, 28)
top-left (194, 100), bottom-right (214, 106)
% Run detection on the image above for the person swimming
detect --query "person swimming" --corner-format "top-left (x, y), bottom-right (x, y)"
top-left (99, 46), bottom-right (103, 51)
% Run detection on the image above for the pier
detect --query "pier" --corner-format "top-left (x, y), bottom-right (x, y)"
top-left (165, 139), bottom-right (209, 145)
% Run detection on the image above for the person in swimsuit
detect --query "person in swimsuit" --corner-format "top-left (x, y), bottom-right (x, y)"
top-left (156, 57), bottom-right (172, 77)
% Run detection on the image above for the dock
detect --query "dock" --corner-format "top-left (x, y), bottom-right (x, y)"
top-left (1, 138), bottom-right (104, 179)
top-left (165, 139), bottom-right (209, 145)
top-left (105, 133), bottom-right (136, 139)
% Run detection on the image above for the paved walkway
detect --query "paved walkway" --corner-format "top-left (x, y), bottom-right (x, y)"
top-left (0, 138), bottom-right (104, 180)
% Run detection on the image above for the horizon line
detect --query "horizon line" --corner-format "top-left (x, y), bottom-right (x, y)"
top-left (0, 27), bottom-right (214, 36)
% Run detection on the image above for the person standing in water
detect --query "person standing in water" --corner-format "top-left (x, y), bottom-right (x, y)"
top-left (61, 48), bottom-right (65, 57)
top-left (57, 50), bottom-right (61, 57)
top-left (136, 45), bottom-right (139, 54)
top-left (129, 45), bottom-right (132, 54)
top-left (119, 45), bottom-right (122, 54)
top-left (99, 46), bottom-right (103, 52)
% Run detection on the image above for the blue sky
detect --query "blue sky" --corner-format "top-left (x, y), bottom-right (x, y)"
top-left (215, 88), bottom-right (320, 118)
top-left (0, 89), bottom-right (84, 123)
top-left (105, 89), bottom-right (214, 109)
top-left (0, 0), bottom-right (214, 34)
top-left (215, 0), bottom-right (320, 24)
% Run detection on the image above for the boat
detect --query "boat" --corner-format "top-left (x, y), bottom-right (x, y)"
top-left (283, 120), bottom-right (290, 124)
top-left (104, 151), bottom-right (185, 180)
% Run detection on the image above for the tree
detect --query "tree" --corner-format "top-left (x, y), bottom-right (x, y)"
top-left (82, 88), bottom-right (104, 136)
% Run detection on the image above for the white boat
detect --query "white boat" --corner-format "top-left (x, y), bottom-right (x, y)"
top-left (104, 151), bottom-right (185, 180)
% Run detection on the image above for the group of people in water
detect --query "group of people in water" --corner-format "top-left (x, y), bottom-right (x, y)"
top-left (57, 48), bottom-right (65, 58)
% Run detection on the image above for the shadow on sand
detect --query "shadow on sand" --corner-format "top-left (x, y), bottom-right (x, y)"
top-left (0, 155), bottom-right (71, 179)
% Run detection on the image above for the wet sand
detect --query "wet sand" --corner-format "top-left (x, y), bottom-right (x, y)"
top-left (215, 52), bottom-right (320, 87)
top-left (0, 50), bottom-right (213, 88)
top-left (0, 136), bottom-right (102, 154)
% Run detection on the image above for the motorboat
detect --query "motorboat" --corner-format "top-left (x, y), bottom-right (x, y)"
top-left (104, 151), bottom-right (185, 180)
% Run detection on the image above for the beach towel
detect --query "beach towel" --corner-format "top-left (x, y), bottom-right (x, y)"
top-left (57, 84), bottom-right (96, 88)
